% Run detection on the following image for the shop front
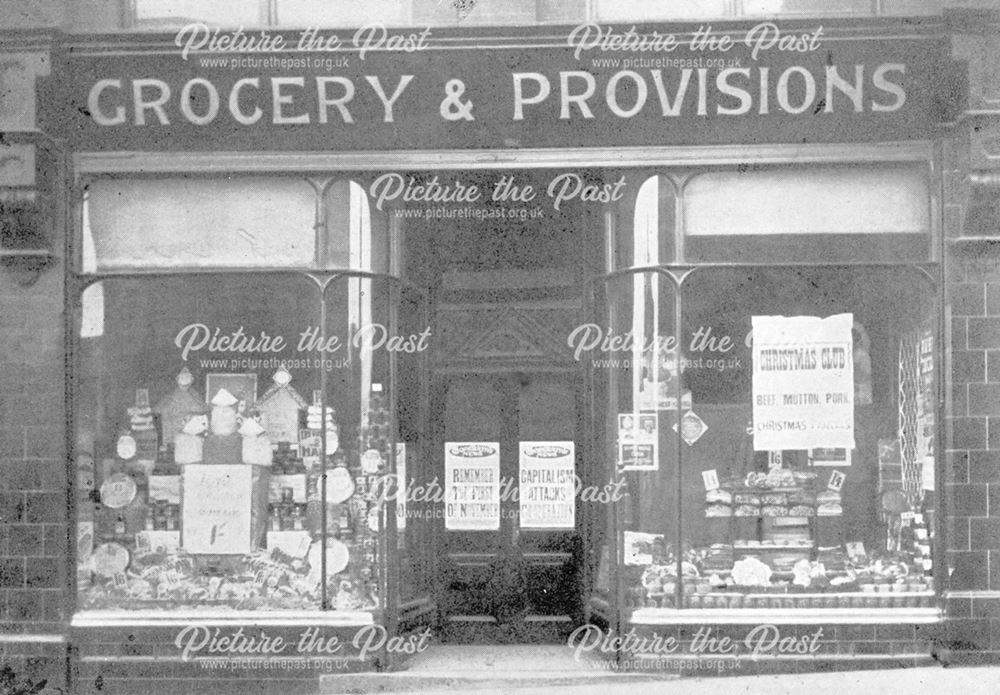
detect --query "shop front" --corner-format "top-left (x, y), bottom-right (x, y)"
top-left (35, 14), bottom-right (975, 692)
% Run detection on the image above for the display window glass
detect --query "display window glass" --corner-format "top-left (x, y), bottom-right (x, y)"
top-left (396, 285), bottom-right (432, 606)
top-left (81, 176), bottom-right (391, 272)
top-left (598, 264), bottom-right (938, 613)
top-left (591, 158), bottom-right (939, 615)
top-left (682, 165), bottom-right (931, 263)
top-left (73, 174), bottom-right (426, 616)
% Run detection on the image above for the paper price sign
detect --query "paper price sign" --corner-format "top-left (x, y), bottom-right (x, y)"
top-left (181, 464), bottom-right (253, 554)
top-left (827, 470), bottom-right (846, 492)
top-left (702, 469), bottom-right (720, 491)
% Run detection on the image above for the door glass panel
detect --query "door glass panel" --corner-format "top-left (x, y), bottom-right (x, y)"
top-left (518, 379), bottom-right (579, 619)
top-left (440, 378), bottom-right (503, 621)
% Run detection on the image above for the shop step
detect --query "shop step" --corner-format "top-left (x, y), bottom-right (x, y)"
top-left (318, 644), bottom-right (671, 693)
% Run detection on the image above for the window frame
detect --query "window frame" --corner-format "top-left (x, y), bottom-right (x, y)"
top-left (67, 142), bottom-right (942, 628)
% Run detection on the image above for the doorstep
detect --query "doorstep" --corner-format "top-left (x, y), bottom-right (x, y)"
top-left (318, 644), bottom-right (671, 693)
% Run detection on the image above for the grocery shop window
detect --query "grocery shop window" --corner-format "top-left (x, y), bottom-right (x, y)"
top-left (73, 173), bottom-right (419, 615)
top-left (603, 265), bottom-right (938, 613)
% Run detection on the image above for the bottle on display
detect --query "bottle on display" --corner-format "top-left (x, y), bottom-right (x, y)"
top-left (128, 388), bottom-right (159, 462)
top-left (307, 389), bottom-right (339, 454)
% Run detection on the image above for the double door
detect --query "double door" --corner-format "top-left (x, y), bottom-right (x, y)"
top-left (435, 372), bottom-right (582, 643)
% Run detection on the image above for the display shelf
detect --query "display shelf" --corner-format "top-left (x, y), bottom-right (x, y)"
top-left (628, 595), bottom-right (940, 622)
top-left (704, 474), bottom-right (843, 574)
top-left (708, 510), bottom-right (841, 518)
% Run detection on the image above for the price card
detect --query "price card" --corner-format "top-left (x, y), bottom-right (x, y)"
top-left (181, 464), bottom-right (253, 554)
top-left (702, 469), bottom-right (720, 491)
top-left (149, 475), bottom-right (181, 504)
top-left (827, 470), bottom-right (846, 492)
top-left (845, 541), bottom-right (867, 561)
top-left (101, 473), bottom-right (138, 509)
top-left (266, 531), bottom-right (312, 558)
top-left (362, 449), bottom-right (383, 474)
top-left (136, 531), bottom-right (181, 555)
top-left (162, 569), bottom-right (181, 589)
top-left (135, 532), bottom-right (150, 554)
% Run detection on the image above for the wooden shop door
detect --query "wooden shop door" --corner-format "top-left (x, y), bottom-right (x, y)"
top-left (437, 371), bottom-right (582, 643)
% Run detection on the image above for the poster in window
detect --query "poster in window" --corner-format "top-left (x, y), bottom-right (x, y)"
top-left (618, 442), bottom-right (657, 471)
top-left (444, 442), bottom-right (500, 531)
top-left (623, 531), bottom-right (662, 566)
top-left (751, 313), bottom-right (855, 450)
top-left (519, 441), bottom-right (575, 529)
top-left (809, 447), bottom-right (852, 467)
top-left (181, 464), bottom-right (253, 554)
top-left (618, 412), bottom-right (658, 470)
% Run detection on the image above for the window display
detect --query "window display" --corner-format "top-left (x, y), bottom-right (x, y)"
top-left (74, 275), bottom-right (404, 612)
top-left (73, 174), bottom-right (425, 616)
top-left (598, 248), bottom-right (938, 614)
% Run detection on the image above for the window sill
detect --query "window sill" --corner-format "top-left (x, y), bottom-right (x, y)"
top-left (629, 606), bottom-right (942, 624)
top-left (72, 609), bottom-right (376, 627)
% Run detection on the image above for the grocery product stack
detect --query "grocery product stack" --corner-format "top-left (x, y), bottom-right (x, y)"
top-left (78, 367), bottom-right (386, 612)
